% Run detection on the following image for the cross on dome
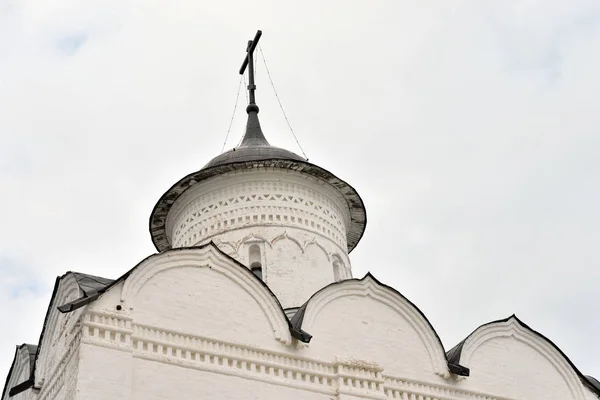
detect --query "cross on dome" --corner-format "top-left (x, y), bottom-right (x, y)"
top-left (239, 30), bottom-right (262, 114)
top-left (236, 30), bottom-right (269, 147)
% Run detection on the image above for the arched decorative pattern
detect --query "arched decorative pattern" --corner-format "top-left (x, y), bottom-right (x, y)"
top-left (304, 239), bottom-right (331, 262)
top-left (236, 232), bottom-right (272, 251)
top-left (271, 231), bottom-right (304, 252)
top-left (212, 238), bottom-right (238, 256)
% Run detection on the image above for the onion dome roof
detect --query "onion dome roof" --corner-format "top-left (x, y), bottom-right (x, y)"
top-left (204, 109), bottom-right (305, 168)
top-left (149, 108), bottom-right (367, 253)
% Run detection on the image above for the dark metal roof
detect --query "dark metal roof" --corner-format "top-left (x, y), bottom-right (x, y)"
top-left (445, 340), bottom-right (464, 364)
top-left (204, 111), bottom-right (305, 168)
top-left (586, 376), bottom-right (600, 393)
top-left (57, 272), bottom-right (114, 313)
top-left (283, 307), bottom-right (300, 320)
top-left (445, 340), bottom-right (469, 376)
top-left (71, 272), bottom-right (114, 295)
top-left (149, 111), bottom-right (367, 253)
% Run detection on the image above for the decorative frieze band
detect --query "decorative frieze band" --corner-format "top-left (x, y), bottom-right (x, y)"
top-left (81, 310), bottom-right (517, 400)
top-left (174, 200), bottom-right (347, 250)
top-left (168, 177), bottom-right (350, 250)
top-left (383, 376), bottom-right (515, 400)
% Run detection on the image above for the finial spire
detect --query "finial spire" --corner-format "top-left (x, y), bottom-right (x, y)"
top-left (239, 30), bottom-right (262, 114)
top-left (238, 30), bottom-right (268, 147)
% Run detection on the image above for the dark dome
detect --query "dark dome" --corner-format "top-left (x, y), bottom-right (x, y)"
top-left (205, 146), bottom-right (304, 168)
top-left (204, 111), bottom-right (305, 168)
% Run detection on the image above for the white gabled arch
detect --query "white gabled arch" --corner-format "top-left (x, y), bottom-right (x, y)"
top-left (47, 274), bottom-right (80, 342)
top-left (35, 274), bottom-right (82, 387)
top-left (459, 316), bottom-right (586, 400)
top-left (120, 246), bottom-right (292, 344)
top-left (2, 346), bottom-right (33, 400)
top-left (301, 274), bottom-right (450, 378)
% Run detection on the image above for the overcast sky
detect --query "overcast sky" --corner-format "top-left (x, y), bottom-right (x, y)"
top-left (1, 0), bottom-right (599, 383)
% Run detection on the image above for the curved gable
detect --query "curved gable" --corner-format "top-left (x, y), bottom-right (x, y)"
top-left (296, 273), bottom-right (449, 378)
top-left (33, 273), bottom-right (83, 389)
top-left (454, 315), bottom-right (596, 399)
top-left (4, 272), bottom-right (91, 399)
top-left (120, 245), bottom-right (292, 345)
top-left (2, 344), bottom-right (36, 400)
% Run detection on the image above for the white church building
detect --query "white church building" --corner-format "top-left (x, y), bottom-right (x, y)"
top-left (3, 32), bottom-right (600, 400)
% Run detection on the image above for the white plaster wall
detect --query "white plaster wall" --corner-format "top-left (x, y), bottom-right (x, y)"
top-left (300, 293), bottom-right (442, 383)
top-left (76, 344), bottom-right (132, 399)
top-left (62, 259), bottom-right (600, 400)
top-left (129, 358), bottom-right (329, 400)
top-left (88, 280), bottom-right (123, 314)
top-left (72, 319), bottom-right (600, 400)
top-left (267, 238), bottom-right (332, 304)
top-left (206, 225), bottom-right (350, 308)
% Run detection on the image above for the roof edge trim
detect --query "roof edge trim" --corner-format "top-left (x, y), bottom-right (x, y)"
top-left (8, 379), bottom-right (33, 397)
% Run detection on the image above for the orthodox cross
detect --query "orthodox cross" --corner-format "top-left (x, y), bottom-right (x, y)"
top-left (239, 30), bottom-right (262, 110)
